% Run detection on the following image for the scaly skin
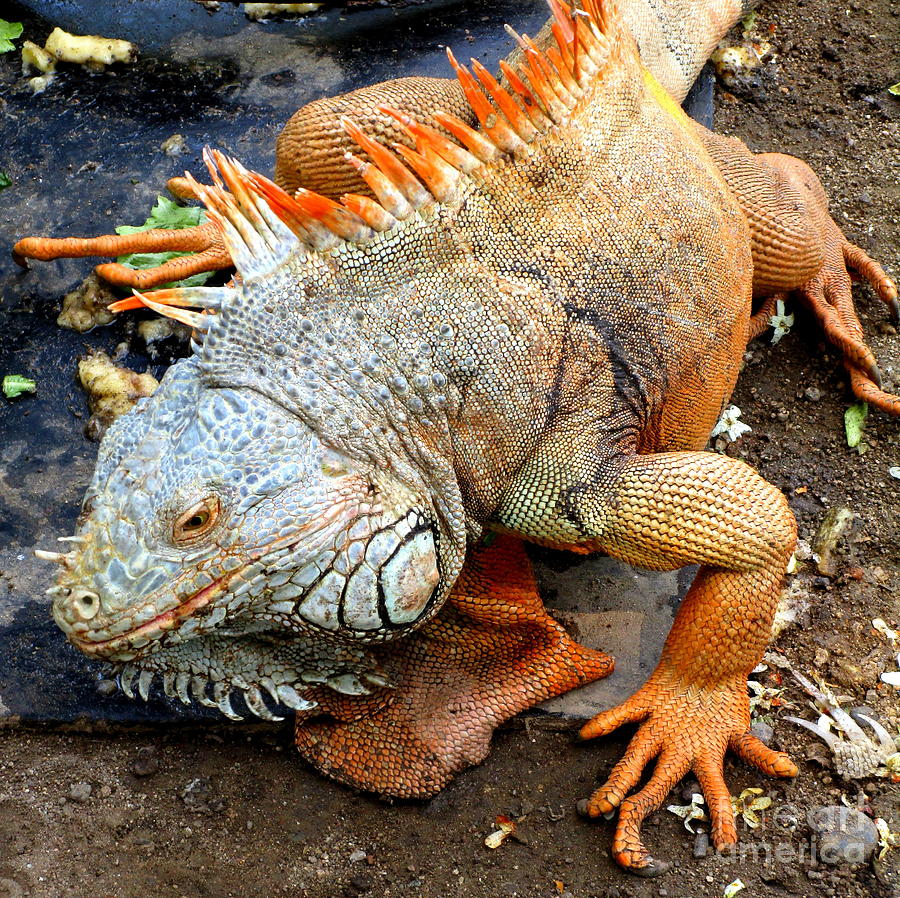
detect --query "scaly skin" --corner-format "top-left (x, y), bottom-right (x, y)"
top-left (27, 0), bottom-right (896, 875)
top-left (294, 535), bottom-right (614, 796)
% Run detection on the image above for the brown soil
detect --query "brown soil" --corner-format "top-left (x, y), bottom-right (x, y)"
top-left (1, 0), bottom-right (898, 896)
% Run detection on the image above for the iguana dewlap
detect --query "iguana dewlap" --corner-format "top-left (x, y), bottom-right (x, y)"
top-left (30, 0), bottom-right (899, 878)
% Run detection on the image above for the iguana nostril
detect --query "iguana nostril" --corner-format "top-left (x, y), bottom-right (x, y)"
top-left (70, 588), bottom-right (101, 621)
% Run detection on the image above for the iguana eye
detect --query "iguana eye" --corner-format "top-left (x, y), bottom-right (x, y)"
top-left (173, 497), bottom-right (220, 544)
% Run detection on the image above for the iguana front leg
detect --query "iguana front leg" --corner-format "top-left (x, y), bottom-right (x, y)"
top-left (501, 449), bottom-right (797, 874)
top-left (12, 77), bottom-right (467, 290)
top-left (13, 215), bottom-right (230, 289)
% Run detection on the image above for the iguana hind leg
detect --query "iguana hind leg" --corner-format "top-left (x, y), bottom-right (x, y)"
top-left (758, 152), bottom-right (899, 414)
top-left (554, 451), bottom-right (798, 875)
top-left (700, 128), bottom-right (899, 415)
top-left (293, 534), bottom-right (613, 798)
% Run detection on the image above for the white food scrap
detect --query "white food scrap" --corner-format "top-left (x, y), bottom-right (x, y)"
top-left (769, 298), bottom-right (794, 344)
top-left (484, 815), bottom-right (516, 849)
top-left (244, 3), bottom-right (322, 19)
top-left (45, 28), bottom-right (137, 69)
top-left (712, 405), bottom-right (751, 443)
top-left (666, 793), bottom-right (707, 832)
top-left (78, 350), bottom-right (158, 440)
top-left (875, 817), bottom-right (899, 861)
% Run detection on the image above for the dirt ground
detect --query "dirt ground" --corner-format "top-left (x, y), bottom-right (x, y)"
top-left (1, 0), bottom-right (898, 896)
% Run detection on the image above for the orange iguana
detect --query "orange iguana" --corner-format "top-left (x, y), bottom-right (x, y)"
top-left (26, 0), bottom-right (898, 877)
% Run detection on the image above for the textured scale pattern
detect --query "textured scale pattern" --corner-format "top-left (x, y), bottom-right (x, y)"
top-left (23, 0), bottom-right (898, 877)
top-left (294, 536), bottom-right (614, 797)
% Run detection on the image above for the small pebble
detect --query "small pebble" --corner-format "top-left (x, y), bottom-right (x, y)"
top-left (804, 386), bottom-right (823, 401)
top-left (96, 678), bottom-right (118, 697)
top-left (693, 831), bottom-right (710, 858)
top-left (349, 849), bottom-right (367, 864)
top-left (348, 874), bottom-right (372, 893)
top-left (750, 721), bottom-right (774, 746)
top-left (681, 780), bottom-right (700, 801)
top-left (68, 781), bottom-right (92, 803)
top-left (131, 747), bottom-right (159, 778)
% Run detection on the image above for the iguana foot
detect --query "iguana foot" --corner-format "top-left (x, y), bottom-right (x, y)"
top-left (759, 153), bottom-right (900, 414)
top-left (293, 535), bottom-right (614, 798)
top-left (13, 218), bottom-right (230, 289)
top-left (579, 670), bottom-right (797, 876)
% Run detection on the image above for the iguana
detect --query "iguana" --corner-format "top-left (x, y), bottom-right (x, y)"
top-left (25, 0), bottom-right (899, 877)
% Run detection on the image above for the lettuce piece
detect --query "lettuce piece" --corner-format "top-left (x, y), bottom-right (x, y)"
top-left (0, 20), bottom-right (23, 54)
top-left (3, 375), bottom-right (36, 399)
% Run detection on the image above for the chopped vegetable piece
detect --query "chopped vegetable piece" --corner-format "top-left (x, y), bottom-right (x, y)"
top-left (3, 374), bottom-right (36, 398)
top-left (666, 793), bottom-right (707, 832)
top-left (731, 787), bottom-right (772, 829)
top-left (769, 298), bottom-right (794, 344)
top-left (875, 817), bottom-right (899, 861)
top-left (712, 405), bottom-right (752, 443)
top-left (844, 402), bottom-right (868, 449)
top-left (484, 815), bottom-right (516, 849)
top-left (0, 19), bottom-right (23, 54)
top-left (0, 171), bottom-right (10, 191)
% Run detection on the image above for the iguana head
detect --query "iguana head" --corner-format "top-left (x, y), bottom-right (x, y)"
top-left (47, 355), bottom-right (445, 674)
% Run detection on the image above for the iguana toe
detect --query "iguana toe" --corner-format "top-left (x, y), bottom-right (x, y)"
top-left (12, 220), bottom-right (230, 289)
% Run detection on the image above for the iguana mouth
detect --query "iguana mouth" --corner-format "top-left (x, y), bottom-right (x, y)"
top-left (63, 571), bottom-right (230, 658)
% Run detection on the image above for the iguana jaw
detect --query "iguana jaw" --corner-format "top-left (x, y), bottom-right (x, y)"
top-left (107, 630), bottom-right (392, 723)
top-left (53, 563), bottom-right (239, 661)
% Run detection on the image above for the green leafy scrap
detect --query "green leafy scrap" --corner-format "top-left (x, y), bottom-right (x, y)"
top-left (889, 82), bottom-right (900, 97)
top-left (0, 19), bottom-right (23, 54)
top-left (115, 195), bottom-right (213, 288)
top-left (740, 11), bottom-right (758, 34)
top-left (0, 171), bottom-right (10, 191)
top-left (844, 401), bottom-right (868, 449)
top-left (3, 374), bottom-right (36, 399)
